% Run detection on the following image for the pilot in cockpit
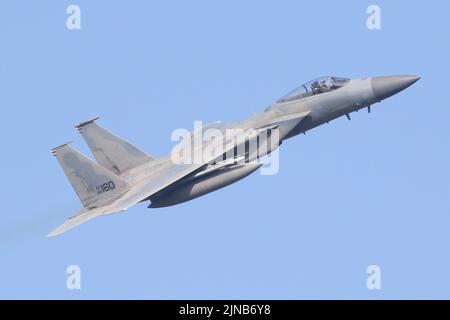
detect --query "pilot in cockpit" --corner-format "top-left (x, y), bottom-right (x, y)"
top-left (311, 81), bottom-right (321, 94)
top-left (275, 76), bottom-right (350, 104)
top-left (311, 79), bottom-right (332, 94)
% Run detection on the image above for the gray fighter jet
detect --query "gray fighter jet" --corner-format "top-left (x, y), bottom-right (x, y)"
top-left (49, 75), bottom-right (419, 236)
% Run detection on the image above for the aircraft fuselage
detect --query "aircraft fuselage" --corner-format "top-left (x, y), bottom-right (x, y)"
top-left (148, 75), bottom-right (420, 207)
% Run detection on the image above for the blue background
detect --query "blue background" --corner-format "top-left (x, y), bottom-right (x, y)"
top-left (0, 0), bottom-right (448, 299)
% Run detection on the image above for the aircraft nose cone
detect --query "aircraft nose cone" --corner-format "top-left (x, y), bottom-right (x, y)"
top-left (371, 75), bottom-right (420, 100)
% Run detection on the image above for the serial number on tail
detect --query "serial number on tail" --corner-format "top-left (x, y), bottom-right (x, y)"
top-left (96, 181), bottom-right (116, 194)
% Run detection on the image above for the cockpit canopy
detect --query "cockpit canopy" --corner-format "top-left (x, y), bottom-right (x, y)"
top-left (277, 76), bottom-right (350, 103)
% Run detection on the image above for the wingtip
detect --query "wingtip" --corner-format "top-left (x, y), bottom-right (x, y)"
top-left (47, 225), bottom-right (66, 237)
top-left (46, 208), bottom-right (106, 238)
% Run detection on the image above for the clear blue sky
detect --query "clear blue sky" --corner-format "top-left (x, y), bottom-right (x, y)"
top-left (0, 0), bottom-right (449, 299)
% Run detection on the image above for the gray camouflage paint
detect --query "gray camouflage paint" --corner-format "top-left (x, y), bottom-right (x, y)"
top-left (50, 75), bottom-right (419, 236)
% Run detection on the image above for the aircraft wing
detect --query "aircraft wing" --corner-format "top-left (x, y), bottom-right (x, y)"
top-left (48, 206), bottom-right (115, 237)
top-left (48, 126), bottom-right (238, 237)
top-left (115, 111), bottom-right (312, 208)
top-left (49, 113), bottom-right (311, 237)
top-left (48, 161), bottom-right (209, 237)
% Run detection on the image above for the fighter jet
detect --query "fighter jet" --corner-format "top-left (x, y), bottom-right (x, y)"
top-left (49, 75), bottom-right (419, 236)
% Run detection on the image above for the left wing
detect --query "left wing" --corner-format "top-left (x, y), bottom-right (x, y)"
top-left (48, 112), bottom-right (311, 237)
top-left (48, 125), bottom-right (238, 236)
top-left (48, 159), bottom-right (208, 237)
